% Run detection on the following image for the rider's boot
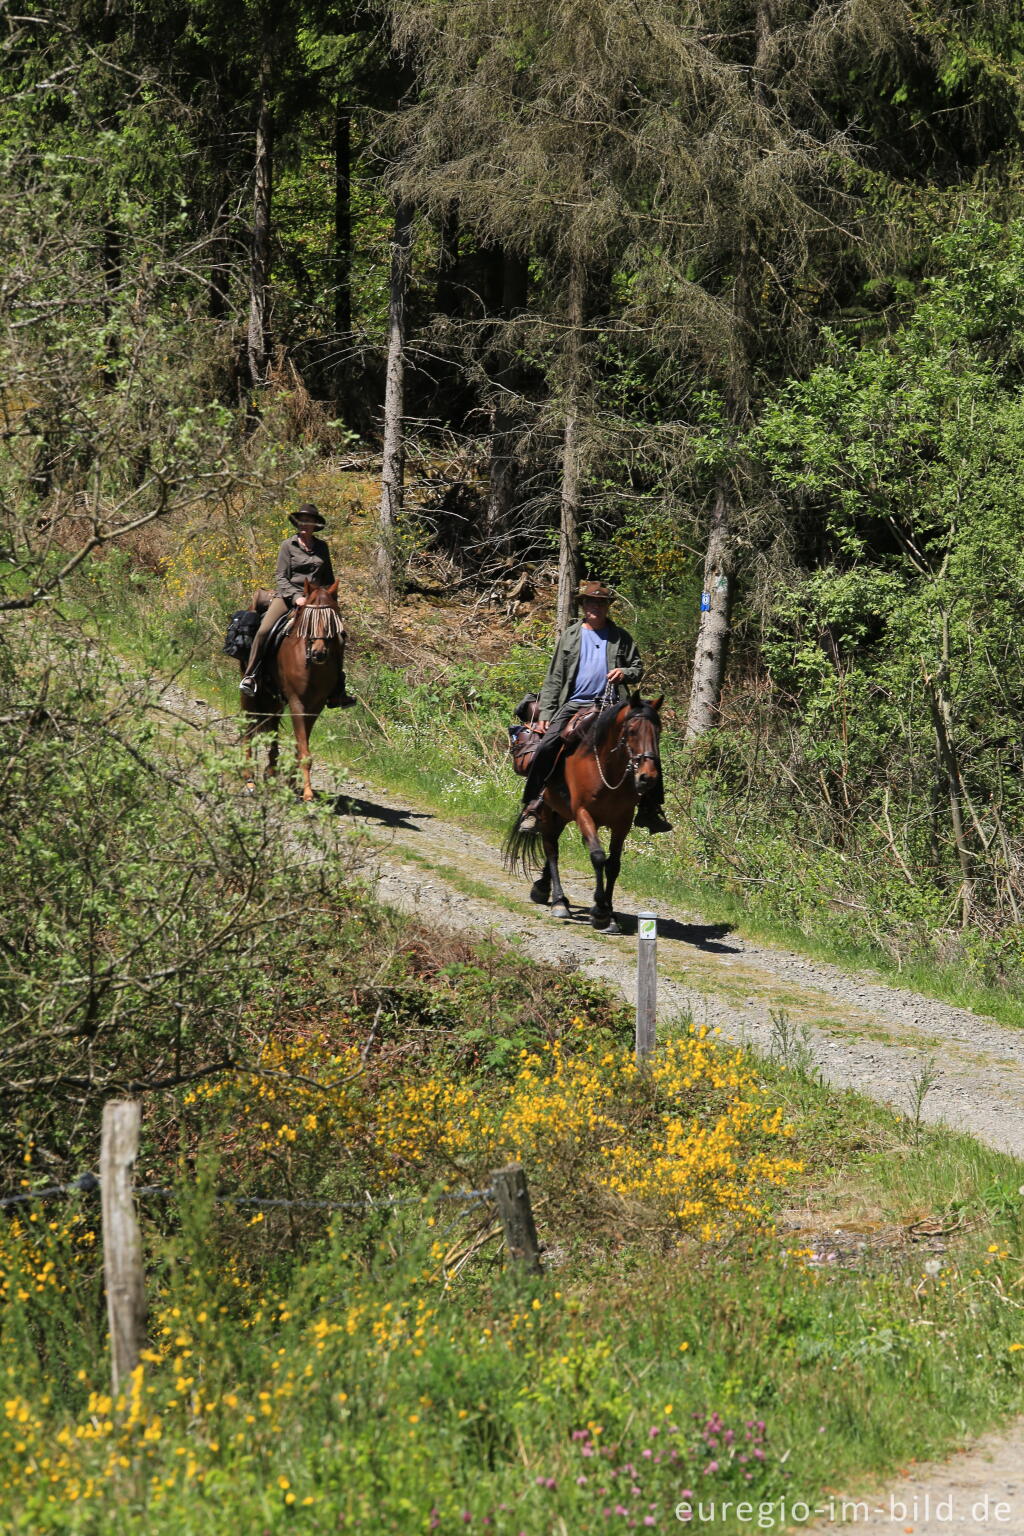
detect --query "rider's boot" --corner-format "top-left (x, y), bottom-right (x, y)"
top-left (240, 636), bottom-right (265, 697)
top-left (518, 795), bottom-right (545, 834)
top-left (327, 670), bottom-right (358, 709)
top-left (634, 793), bottom-right (673, 834)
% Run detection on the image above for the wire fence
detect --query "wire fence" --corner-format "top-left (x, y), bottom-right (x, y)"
top-left (2, 1099), bottom-right (545, 1392)
top-left (1, 1172), bottom-right (495, 1215)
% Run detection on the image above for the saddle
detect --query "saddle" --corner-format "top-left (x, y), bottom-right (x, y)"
top-left (507, 696), bottom-right (599, 777)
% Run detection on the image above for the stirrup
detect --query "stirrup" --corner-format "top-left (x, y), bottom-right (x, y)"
top-left (240, 672), bottom-right (258, 697)
top-left (519, 800), bottom-right (543, 832)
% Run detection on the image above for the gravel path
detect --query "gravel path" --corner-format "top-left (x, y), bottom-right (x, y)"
top-left (161, 680), bottom-right (1024, 1155)
top-left (336, 779), bottom-right (1024, 1160)
top-left (162, 682), bottom-right (1024, 1529)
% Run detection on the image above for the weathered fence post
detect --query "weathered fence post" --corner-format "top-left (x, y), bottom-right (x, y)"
top-left (490, 1164), bottom-right (543, 1275)
top-left (100, 1100), bottom-right (147, 1393)
top-left (636, 911), bottom-right (657, 1062)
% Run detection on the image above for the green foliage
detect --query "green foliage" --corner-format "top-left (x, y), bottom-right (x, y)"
top-left (748, 214), bottom-right (1024, 922)
top-left (0, 629), bottom-right (373, 1179)
top-left (2, 1098), bottom-right (1024, 1531)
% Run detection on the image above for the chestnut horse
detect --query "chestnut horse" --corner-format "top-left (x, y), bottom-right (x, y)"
top-left (240, 579), bottom-right (345, 801)
top-left (503, 697), bottom-right (663, 933)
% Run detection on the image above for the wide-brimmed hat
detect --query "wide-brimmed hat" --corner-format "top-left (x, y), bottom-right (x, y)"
top-left (289, 503), bottom-right (326, 531)
top-left (576, 580), bottom-right (615, 603)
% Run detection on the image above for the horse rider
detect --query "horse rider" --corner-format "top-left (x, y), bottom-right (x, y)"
top-left (239, 503), bottom-right (355, 704)
top-left (517, 580), bottom-right (672, 835)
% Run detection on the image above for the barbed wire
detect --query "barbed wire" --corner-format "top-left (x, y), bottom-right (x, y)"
top-left (0, 1172), bottom-right (99, 1209)
top-left (0, 1173), bottom-right (495, 1215)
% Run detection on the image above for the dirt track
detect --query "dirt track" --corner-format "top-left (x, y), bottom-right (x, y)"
top-left (167, 680), bottom-right (1024, 1531)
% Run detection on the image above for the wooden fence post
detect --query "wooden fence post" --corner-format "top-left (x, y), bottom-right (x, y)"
top-left (100, 1100), bottom-right (147, 1394)
top-left (636, 911), bottom-right (657, 1062)
top-left (490, 1164), bottom-right (543, 1275)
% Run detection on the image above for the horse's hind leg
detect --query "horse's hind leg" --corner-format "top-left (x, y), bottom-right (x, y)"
top-left (543, 822), bottom-right (571, 919)
top-left (242, 708), bottom-right (278, 790)
top-left (265, 730), bottom-right (280, 780)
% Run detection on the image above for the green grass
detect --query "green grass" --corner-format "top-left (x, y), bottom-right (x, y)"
top-left (69, 567), bottom-right (1024, 1035)
top-left (4, 1036), bottom-right (1024, 1535)
top-left (9, 577), bottom-right (1024, 1532)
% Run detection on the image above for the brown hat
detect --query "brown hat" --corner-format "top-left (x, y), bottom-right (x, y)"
top-left (577, 580), bottom-right (615, 603)
top-left (289, 503), bottom-right (326, 531)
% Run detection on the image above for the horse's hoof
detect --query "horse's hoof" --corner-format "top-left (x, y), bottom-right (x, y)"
top-left (593, 916), bottom-right (621, 935)
top-left (529, 882), bottom-right (550, 905)
top-left (551, 903), bottom-right (572, 920)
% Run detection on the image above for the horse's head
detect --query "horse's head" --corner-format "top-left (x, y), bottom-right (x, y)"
top-left (298, 579), bottom-right (343, 666)
top-left (622, 695), bottom-right (663, 798)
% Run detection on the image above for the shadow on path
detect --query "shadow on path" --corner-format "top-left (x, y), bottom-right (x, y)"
top-left (533, 905), bottom-right (739, 952)
top-left (332, 795), bottom-right (430, 832)
top-left (653, 917), bottom-right (740, 954)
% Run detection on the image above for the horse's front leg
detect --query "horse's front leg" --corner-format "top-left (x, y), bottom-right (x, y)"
top-left (287, 699), bottom-right (315, 801)
top-left (574, 807), bottom-right (614, 930)
top-left (602, 818), bottom-right (631, 928)
top-left (542, 819), bottom-right (571, 919)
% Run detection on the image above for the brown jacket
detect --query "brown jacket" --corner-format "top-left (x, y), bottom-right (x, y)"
top-left (274, 535), bottom-right (335, 605)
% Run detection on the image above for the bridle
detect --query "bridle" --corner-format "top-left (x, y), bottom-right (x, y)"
top-left (294, 600), bottom-right (345, 666)
top-left (592, 707), bottom-right (661, 792)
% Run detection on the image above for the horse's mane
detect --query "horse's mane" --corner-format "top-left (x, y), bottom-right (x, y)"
top-left (582, 699), bottom-right (659, 751)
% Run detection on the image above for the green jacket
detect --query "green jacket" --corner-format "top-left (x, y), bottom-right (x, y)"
top-left (274, 534), bottom-right (335, 605)
top-left (536, 620), bottom-right (643, 720)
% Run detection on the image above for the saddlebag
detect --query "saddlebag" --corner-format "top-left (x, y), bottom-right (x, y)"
top-left (223, 609), bottom-right (260, 660)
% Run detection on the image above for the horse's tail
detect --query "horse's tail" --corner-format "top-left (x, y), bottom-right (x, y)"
top-left (501, 815), bottom-right (545, 876)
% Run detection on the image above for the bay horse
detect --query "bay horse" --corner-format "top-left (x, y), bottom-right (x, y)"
top-left (503, 696), bottom-right (664, 933)
top-left (240, 579), bottom-right (346, 801)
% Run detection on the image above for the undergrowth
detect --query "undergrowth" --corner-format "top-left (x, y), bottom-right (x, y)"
top-left (64, 494), bottom-right (1024, 1030)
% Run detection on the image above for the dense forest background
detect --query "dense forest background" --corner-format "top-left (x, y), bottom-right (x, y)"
top-left (5, 0), bottom-right (1024, 1006)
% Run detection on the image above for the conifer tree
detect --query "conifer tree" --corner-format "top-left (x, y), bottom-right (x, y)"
top-left (383, 0), bottom-right (869, 668)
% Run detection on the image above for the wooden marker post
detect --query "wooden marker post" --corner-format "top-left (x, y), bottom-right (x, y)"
top-left (490, 1164), bottom-right (543, 1275)
top-left (100, 1100), bottom-right (147, 1393)
top-left (636, 911), bottom-right (657, 1062)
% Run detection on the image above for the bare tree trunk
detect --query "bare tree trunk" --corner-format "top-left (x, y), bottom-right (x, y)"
top-left (378, 199), bottom-right (413, 601)
top-left (556, 253), bottom-right (585, 635)
top-left (685, 482), bottom-right (734, 740)
top-left (101, 217), bottom-right (121, 390)
top-left (333, 105), bottom-right (352, 340)
top-left (436, 203), bottom-right (460, 315)
top-left (923, 611), bottom-right (975, 923)
top-left (685, 0), bottom-right (774, 740)
top-left (246, 56), bottom-right (273, 391)
top-left (484, 252), bottom-right (529, 550)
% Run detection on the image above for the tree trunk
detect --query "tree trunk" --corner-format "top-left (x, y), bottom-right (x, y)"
top-left (101, 217), bottom-right (121, 390)
top-left (333, 105), bottom-right (352, 339)
top-left (436, 203), bottom-right (460, 315)
top-left (555, 253), bottom-right (585, 635)
top-left (378, 199), bottom-right (413, 601)
top-left (923, 611), bottom-right (975, 923)
top-left (685, 483), bottom-right (734, 740)
top-left (246, 56), bottom-right (273, 391)
top-left (484, 252), bottom-right (529, 550)
top-left (685, 0), bottom-right (775, 740)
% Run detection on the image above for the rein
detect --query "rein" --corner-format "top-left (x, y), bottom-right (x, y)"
top-left (591, 698), bottom-right (660, 792)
